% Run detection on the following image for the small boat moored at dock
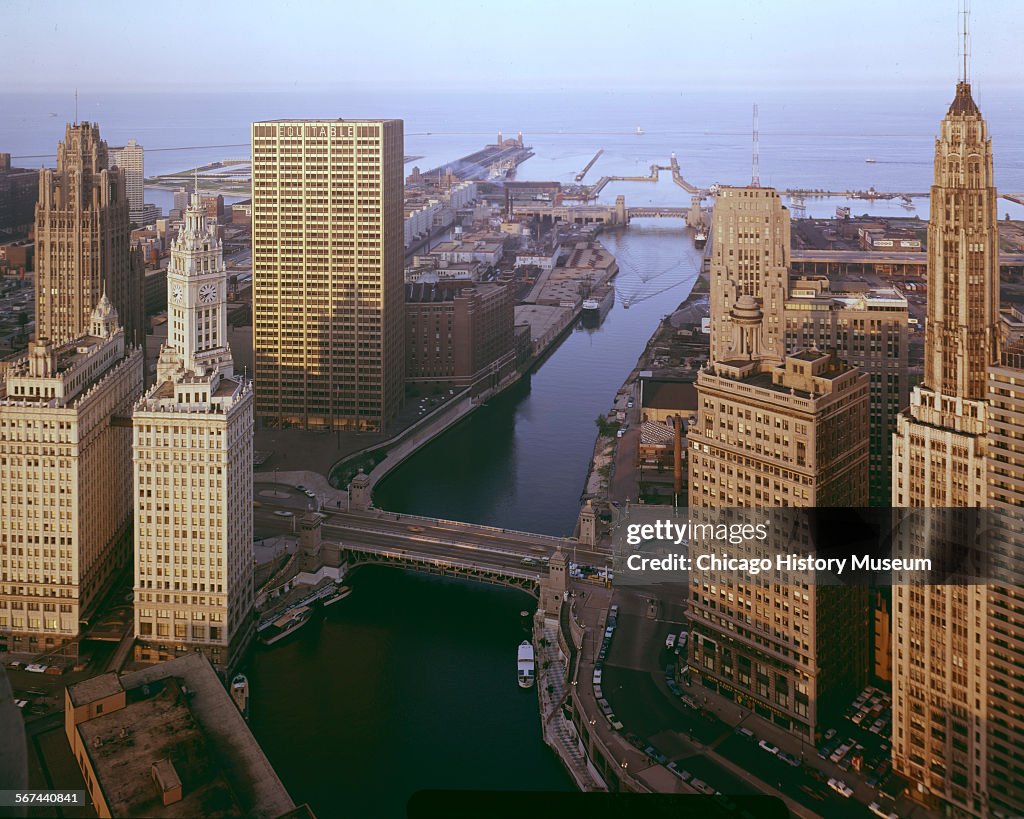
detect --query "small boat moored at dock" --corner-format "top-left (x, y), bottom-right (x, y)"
top-left (517, 640), bottom-right (536, 689)
top-left (323, 586), bottom-right (352, 607)
top-left (259, 606), bottom-right (312, 646)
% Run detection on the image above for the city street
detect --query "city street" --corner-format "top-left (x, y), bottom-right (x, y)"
top-left (595, 588), bottom-right (879, 818)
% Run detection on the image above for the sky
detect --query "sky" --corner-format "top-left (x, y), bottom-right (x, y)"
top-left (3, 0), bottom-right (1020, 92)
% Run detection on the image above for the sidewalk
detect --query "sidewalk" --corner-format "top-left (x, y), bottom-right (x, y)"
top-left (534, 618), bottom-right (604, 791)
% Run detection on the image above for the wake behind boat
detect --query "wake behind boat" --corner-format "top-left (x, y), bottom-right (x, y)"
top-left (517, 640), bottom-right (536, 689)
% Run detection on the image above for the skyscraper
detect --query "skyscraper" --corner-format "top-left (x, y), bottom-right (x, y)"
top-left (890, 77), bottom-right (1000, 816)
top-left (132, 193), bottom-right (254, 672)
top-left (983, 342), bottom-right (1024, 817)
top-left (687, 185), bottom-right (871, 740)
top-left (708, 187), bottom-right (789, 365)
top-left (251, 119), bottom-right (405, 432)
top-left (784, 277), bottom-right (909, 506)
top-left (107, 139), bottom-right (144, 225)
top-left (34, 122), bottom-right (145, 349)
top-left (0, 299), bottom-right (143, 654)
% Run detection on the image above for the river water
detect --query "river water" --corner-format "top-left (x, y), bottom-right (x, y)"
top-left (374, 217), bottom-right (703, 535)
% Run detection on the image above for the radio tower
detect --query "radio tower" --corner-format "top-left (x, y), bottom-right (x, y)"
top-left (751, 103), bottom-right (760, 187)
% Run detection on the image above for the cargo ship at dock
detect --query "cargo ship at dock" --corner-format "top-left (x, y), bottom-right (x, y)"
top-left (581, 284), bottom-right (615, 328)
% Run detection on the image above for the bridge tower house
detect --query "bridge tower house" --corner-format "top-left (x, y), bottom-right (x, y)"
top-left (614, 195), bottom-right (627, 225)
top-left (540, 550), bottom-right (567, 616)
top-left (578, 500), bottom-right (596, 547)
top-left (298, 513), bottom-right (323, 572)
top-left (349, 469), bottom-right (372, 512)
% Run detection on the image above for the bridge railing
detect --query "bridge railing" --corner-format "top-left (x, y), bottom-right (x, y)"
top-left (348, 545), bottom-right (544, 582)
top-left (376, 510), bottom-right (579, 547)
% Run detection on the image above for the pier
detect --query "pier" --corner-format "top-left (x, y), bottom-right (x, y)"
top-left (575, 148), bottom-right (604, 182)
top-left (419, 134), bottom-right (534, 181)
top-left (578, 154), bottom-right (705, 198)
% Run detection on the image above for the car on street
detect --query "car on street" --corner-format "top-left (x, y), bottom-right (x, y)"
top-left (667, 762), bottom-right (692, 782)
top-left (869, 801), bottom-right (899, 819)
top-left (824, 728), bottom-right (838, 741)
top-left (778, 751), bottom-right (801, 767)
top-left (295, 485), bottom-right (306, 492)
top-left (304, 490), bottom-right (316, 498)
top-left (828, 778), bottom-right (854, 798)
top-left (665, 633), bottom-right (676, 650)
top-left (758, 739), bottom-right (779, 755)
top-left (273, 510), bottom-right (293, 517)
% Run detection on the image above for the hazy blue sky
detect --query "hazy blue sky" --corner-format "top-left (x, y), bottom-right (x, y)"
top-left (5, 0), bottom-right (1019, 92)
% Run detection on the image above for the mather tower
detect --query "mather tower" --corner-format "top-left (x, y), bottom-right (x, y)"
top-left (890, 51), bottom-right (1001, 815)
top-left (132, 191), bottom-right (255, 672)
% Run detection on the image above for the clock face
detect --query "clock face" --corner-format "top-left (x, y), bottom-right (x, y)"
top-left (199, 284), bottom-right (217, 304)
top-left (171, 284), bottom-right (184, 304)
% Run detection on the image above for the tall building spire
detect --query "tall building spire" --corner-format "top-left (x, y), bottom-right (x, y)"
top-left (923, 65), bottom-right (998, 400)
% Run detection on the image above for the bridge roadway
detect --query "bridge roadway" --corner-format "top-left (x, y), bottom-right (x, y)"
top-left (253, 482), bottom-right (611, 582)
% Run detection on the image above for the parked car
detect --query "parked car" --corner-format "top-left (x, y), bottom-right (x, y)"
top-left (667, 762), bottom-right (692, 782)
top-left (758, 739), bottom-right (779, 755)
top-left (735, 727), bottom-right (755, 741)
top-left (778, 751), bottom-right (801, 767)
top-left (824, 728), bottom-right (838, 741)
top-left (828, 778), bottom-right (854, 798)
top-left (869, 801), bottom-right (899, 819)
top-left (665, 633), bottom-right (676, 650)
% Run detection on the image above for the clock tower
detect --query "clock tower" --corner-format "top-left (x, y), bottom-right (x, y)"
top-left (160, 193), bottom-right (233, 381)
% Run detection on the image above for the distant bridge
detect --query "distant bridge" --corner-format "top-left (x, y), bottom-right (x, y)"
top-left (627, 207), bottom-right (689, 219)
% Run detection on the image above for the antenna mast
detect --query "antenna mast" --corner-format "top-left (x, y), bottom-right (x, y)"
top-left (751, 103), bottom-right (760, 188)
top-left (961, 0), bottom-right (971, 83)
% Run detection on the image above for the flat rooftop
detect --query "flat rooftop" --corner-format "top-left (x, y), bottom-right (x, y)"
top-left (67, 672), bottom-right (123, 707)
top-left (78, 653), bottom-right (294, 819)
top-left (78, 678), bottom-right (243, 818)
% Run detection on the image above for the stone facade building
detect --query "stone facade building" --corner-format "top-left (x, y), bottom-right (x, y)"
top-left (0, 300), bottom-right (143, 653)
top-left (132, 193), bottom-right (254, 672)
